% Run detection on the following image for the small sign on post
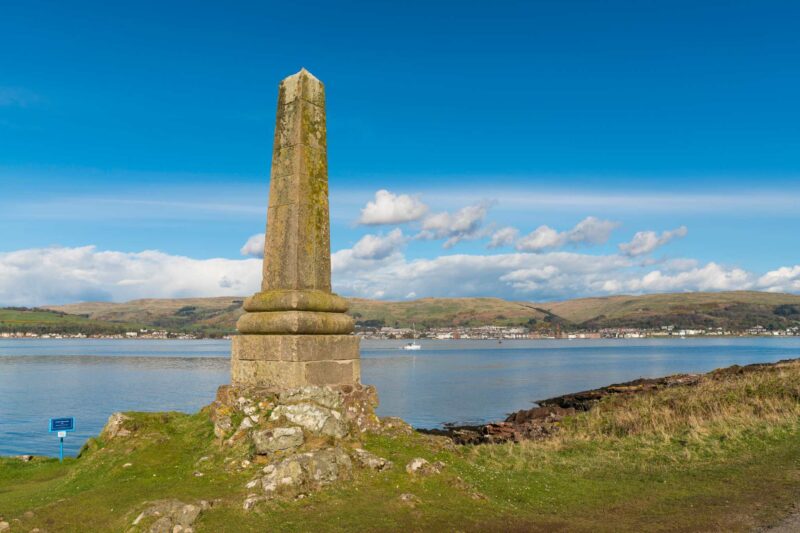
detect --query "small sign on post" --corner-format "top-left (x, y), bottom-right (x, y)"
top-left (49, 417), bottom-right (75, 462)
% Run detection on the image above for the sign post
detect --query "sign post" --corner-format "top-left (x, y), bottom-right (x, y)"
top-left (49, 417), bottom-right (75, 462)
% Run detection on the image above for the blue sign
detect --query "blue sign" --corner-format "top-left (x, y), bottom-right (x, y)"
top-left (49, 417), bottom-right (75, 432)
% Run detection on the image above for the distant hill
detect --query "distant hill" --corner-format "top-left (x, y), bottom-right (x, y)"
top-left (45, 296), bottom-right (559, 334)
top-left (0, 307), bottom-right (144, 336)
top-left (348, 297), bottom-right (561, 329)
top-left (28, 291), bottom-right (800, 336)
top-left (539, 291), bottom-right (800, 330)
top-left (47, 297), bottom-right (245, 337)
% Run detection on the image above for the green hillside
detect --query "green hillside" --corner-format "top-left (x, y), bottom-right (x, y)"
top-left (348, 297), bottom-right (561, 329)
top-left (0, 307), bottom-right (143, 335)
top-left (47, 297), bottom-right (245, 337)
top-left (540, 291), bottom-right (800, 330)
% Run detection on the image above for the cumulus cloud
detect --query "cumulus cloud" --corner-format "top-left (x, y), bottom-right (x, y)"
top-left (516, 226), bottom-right (562, 252)
top-left (0, 246), bottom-right (261, 306)
top-left (487, 227), bottom-right (519, 249)
top-left (330, 231), bottom-right (408, 294)
top-left (330, 244), bottom-right (766, 302)
top-left (516, 216), bottom-right (619, 252)
top-left (757, 265), bottom-right (800, 293)
top-left (619, 226), bottom-right (688, 256)
top-left (621, 262), bottom-right (751, 293)
top-left (358, 190), bottom-right (428, 225)
top-left (569, 217), bottom-right (621, 245)
top-left (240, 233), bottom-right (266, 257)
top-left (352, 229), bottom-right (406, 260)
top-left (418, 202), bottom-right (492, 248)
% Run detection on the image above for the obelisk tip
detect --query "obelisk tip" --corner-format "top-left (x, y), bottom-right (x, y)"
top-left (285, 67), bottom-right (320, 83)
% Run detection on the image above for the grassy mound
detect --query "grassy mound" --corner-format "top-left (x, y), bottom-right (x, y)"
top-left (3, 362), bottom-right (800, 531)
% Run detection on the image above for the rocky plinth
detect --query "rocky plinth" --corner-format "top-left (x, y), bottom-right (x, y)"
top-left (206, 383), bottom-right (393, 510)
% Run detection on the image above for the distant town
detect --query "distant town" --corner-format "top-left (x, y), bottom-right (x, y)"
top-left (0, 328), bottom-right (210, 340)
top-left (2, 324), bottom-right (798, 341)
top-left (355, 324), bottom-right (800, 340)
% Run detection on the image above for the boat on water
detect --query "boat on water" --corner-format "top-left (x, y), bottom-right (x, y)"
top-left (402, 323), bottom-right (422, 350)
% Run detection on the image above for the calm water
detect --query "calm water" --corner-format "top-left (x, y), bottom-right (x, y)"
top-left (1, 337), bottom-right (799, 457)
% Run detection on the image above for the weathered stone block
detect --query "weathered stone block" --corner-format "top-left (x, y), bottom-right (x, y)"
top-left (252, 427), bottom-right (304, 454)
top-left (236, 310), bottom-right (353, 335)
top-left (269, 403), bottom-right (347, 438)
top-left (232, 334), bottom-right (359, 362)
top-left (231, 359), bottom-right (360, 388)
top-left (262, 202), bottom-right (331, 292)
top-left (232, 335), bottom-right (360, 387)
top-left (243, 289), bottom-right (348, 313)
top-left (305, 359), bottom-right (361, 386)
top-left (273, 99), bottom-right (326, 151)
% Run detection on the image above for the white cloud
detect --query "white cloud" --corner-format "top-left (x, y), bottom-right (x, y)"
top-left (568, 216), bottom-right (620, 245)
top-left (516, 225), bottom-right (562, 252)
top-left (352, 229), bottom-right (406, 260)
top-left (330, 231), bottom-right (408, 295)
top-left (621, 262), bottom-right (751, 293)
top-left (0, 246), bottom-right (261, 306)
top-left (240, 233), bottom-right (265, 257)
top-left (487, 226), bottom-right (519, 249)
top-left (516, 216), bottom-right (619, 252)
top-left (358, 189), bottom-right (428, 225)
top-left (418, 202), bottom-right (492, 248)
top-left (1, 244), bottom-right (797, 307)
top-left (330, 244), bottom-right (767, 302)
top-left (757, 265), bottom-right (800, 293)
top-left (619, 226), bottom-right (688, 256)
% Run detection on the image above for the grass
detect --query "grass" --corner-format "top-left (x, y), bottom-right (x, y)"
top-left (3, 362), bottom-right (800, 531)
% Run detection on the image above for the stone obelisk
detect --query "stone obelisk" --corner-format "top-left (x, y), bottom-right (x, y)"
top-left (232, 68), bottom-right (360, 388)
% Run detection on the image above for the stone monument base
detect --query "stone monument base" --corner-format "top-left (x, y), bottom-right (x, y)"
top-left (231, 334), bottom-right (360, 388)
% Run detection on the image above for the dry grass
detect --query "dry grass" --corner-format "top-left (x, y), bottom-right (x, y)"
top-left (478, 360), bottom-right (800, 473)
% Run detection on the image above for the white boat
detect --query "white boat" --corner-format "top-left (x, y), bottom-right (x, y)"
top-left (402, 323), bottom-right (422, 350)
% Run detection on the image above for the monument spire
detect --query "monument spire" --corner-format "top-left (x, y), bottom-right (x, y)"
top-left (232, 69), bottom-right (360, 388)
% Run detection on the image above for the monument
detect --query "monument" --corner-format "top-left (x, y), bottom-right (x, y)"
top-left (232, 68), bottom-right (360, 388)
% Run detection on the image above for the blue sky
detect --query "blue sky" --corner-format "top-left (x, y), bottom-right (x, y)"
top-left (1, 1), bottom-right (799, 304)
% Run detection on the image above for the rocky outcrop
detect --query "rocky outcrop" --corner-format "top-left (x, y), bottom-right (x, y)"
top-left (421, 405), bottom-right (574, 445)
top-left (207, 383), bottom-right (392, 511)
top-left (252, 427), bottom-right (304, 454)
top-left (352, 448), bottom-right (393, 471)
top-left (130, 499), bottom-right (212, 533)
top-left (405, 457), bottom-right (445, 476)
top-left (101, 413), bottom-right (132, 440)
top-left (537, 374), bottom-right (702, 411)
top-left (258, 447), bottom-right (353, 499)
top-left (269, 403), bottom-right (348, 438)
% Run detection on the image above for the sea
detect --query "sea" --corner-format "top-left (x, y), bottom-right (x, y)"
top-left (1, 337), bottom-right (798, 457)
